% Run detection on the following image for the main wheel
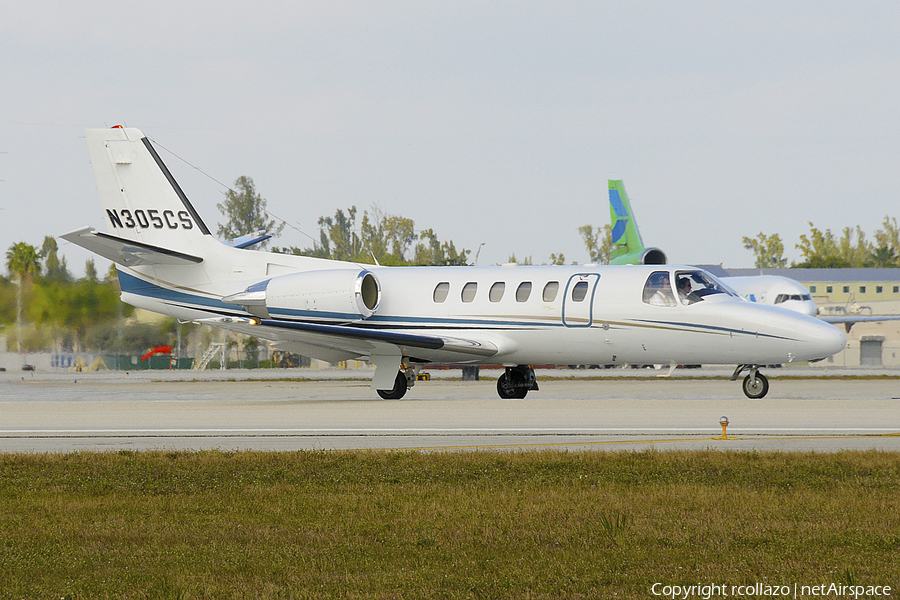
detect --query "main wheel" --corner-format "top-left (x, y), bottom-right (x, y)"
top-left (497, 371), bottom-right (528, 399)
top-left (742, 372), bottom-right (769, 399)
top-left (377, 371), bottom-right (408, 400)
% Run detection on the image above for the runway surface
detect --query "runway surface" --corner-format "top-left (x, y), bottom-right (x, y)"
top-left (2, 368), bottom-right (899, 453)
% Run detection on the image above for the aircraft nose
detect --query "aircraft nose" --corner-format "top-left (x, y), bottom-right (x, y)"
top-left (801, 300), bottom-right (818, 317)
top-left (804, 318), bottom-right (846, 359)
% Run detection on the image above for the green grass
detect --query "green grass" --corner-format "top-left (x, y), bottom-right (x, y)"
top-left (1, 450), bottom-right (898, 599)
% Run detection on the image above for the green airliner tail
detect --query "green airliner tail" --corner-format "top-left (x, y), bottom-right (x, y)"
top-left (607, 180), bottom-right (667, 265)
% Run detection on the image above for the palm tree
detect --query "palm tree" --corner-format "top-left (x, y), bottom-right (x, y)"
top-left (6, 242), bottom-right (42, 282)
top-left (867, 246), bottom-right (898, 268)
top-left (6, 242), bottom-right (41, 357)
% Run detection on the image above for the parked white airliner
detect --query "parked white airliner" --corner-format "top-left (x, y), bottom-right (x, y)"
top-left (62, 128), bottom-right (846, 399)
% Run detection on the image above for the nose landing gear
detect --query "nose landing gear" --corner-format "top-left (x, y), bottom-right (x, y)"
top-left (732, 365), bottom-right (769, 399)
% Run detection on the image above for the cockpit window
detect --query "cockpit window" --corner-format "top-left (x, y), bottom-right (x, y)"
top-left (775, 294), bottom-right (811, 304)
top-left (643, 271), bottom-right (676, 307)
top-left (674, 270), bottom-right (737, 305)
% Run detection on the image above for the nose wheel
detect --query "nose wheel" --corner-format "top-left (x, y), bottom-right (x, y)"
top-left (742, 372), bottom-right (769, 399)
top-left (733, 365), bottom-right (769, 399)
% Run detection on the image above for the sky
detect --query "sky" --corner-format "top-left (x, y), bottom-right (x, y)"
top-left (2, 1), bottom-right (899, 276)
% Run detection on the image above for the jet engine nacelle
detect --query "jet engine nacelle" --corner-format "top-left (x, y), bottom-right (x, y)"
top-left (223, 268), bottom-right (381, 321)
top-left (609, 247), bottom-right (668, 266)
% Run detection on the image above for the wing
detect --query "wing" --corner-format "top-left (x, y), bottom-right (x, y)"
top-left (820, 314), bottom-right (900, 332)
top-left (198, 316), bottom-right (499, 363)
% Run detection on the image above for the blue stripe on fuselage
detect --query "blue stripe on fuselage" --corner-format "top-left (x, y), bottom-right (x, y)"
top-left (117, 270), bottom-right (237, 312)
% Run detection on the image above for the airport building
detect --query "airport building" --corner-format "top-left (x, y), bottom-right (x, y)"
top-left (712, 267), bottom-right (900, 368)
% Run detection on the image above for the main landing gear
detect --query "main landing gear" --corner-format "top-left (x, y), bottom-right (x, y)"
top-left (377, 363), bottom-right (419, 400)
top-left (497, 365), bottom-right (539, 399)
top-left (731, 365), bottom-right (769, 399)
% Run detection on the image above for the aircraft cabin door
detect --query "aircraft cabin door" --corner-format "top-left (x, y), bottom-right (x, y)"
top-left (562, 274), bottom-right (600, 327)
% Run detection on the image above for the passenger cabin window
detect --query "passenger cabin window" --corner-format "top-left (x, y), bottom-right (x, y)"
top-left (542, 281), bottom-right (559, 302)
top-left (516, 282), bottom-right (532, 302)
top-left (571, 281), bottom-right (588, 302)
top-left (461, 282), bottom-right (477, 303)
top-left (489, 282), bottom-right (505, 302)
top-left (433, 282), bottom-right (450, 303)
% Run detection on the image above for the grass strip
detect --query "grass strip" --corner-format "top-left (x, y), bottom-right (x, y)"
top-left (1, 449), bottom-right (898, 599)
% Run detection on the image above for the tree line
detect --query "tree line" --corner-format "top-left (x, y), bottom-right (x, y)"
top-left (743, 217), bottom-right (900, 269)
top-left (2, 236), bottom-right (140, 353)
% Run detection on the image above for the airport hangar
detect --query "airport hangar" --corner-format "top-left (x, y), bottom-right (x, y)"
top-left (705, 266), bottom-right (900, 368)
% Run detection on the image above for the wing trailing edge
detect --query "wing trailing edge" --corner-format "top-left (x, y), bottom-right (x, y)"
top-left (202, 316), bottom-right (499, 358)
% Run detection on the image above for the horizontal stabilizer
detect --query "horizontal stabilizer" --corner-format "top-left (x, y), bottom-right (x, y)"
top-left (60, 227), bottom-right (203, 266)
top-left (226, 231), bottom-right (272, 249)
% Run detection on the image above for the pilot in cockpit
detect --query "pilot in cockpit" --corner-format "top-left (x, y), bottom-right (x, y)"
top-left (677, 276), bottom-right (697, 305)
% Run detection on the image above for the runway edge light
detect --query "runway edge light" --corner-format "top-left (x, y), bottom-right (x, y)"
top-left (716, 416), bottom-right (730, 440)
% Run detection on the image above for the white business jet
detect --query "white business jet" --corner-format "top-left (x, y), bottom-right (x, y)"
top-left (62, 128), bottom-right (845, 400)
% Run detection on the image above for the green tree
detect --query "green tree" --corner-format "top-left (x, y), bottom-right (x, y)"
top-left (742, 233), bottom-right (787, 268)
top-left (6, 242), bottom-right (42, 282)
top-left (548, 253), bottom-right (566, 265)
top-left (28, 279), bottom-right (123, 352)
top-left (837, 226), bottom-right (870, 268)
top-left (84, 258), bottom-right (99, 282)
top-left (793, 223), bottom-right (871, 268)
top-left (869, 216), bottom-right (900, 267)
top-left (359, 208), bottom-right (416, 265)
top-left (323, 207), bottom-right (363, 262)
top-left (412, 229), bottom-right (470, 266)
top-left (40, 236), bottom-right (71, 283)
top-left (216, 176), bottom-right (284, 248)
top-left (0, 281), bottom-right (16, 324)
top-left (279, 205), bottom-right (469, 266)
top-left (868, 246), bottom-right (898, 268)
top-left (578, 224), bottom-right (612, 264)
top-left (794, 224), bottom-right (846, 268)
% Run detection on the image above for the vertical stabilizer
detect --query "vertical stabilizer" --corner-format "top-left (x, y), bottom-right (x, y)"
top-left (607, 180), bottom-right (666, 265)
top-left (85, 127), bottom-right (213, 256)
top-left (608, 180), bottom-right (642, 259)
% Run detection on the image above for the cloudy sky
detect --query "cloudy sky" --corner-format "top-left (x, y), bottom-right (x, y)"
top-left (2, 1), bottom-right (898, 275)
